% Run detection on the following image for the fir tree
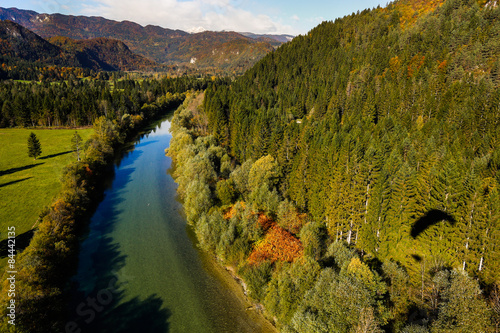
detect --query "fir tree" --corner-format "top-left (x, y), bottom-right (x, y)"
top-left (27, 132), bottom-right (42, 160)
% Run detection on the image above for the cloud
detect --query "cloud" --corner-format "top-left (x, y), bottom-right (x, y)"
top-left (80, 0), bottom-right (296, 34)
top-left (291, 14), bottom-right (300, 22)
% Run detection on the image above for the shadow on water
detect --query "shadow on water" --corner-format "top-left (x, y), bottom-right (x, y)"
top-left (135, 140), bottom-right (159, 148)
top-left (39, 150), bottom-right (72, 160)
top-left (92, 294), bottom-right (171, 333)
top-left (410, 209), bottom-right (456, 238)
top-left (115, 150), bottom-right (143, 170)
top-left (68, 138), bottom-right (170, 332)
top-left (68, 231), bottom-right (171, 333)
top-left (0, 163), bottom-right (44, 176)
top-left (114, 137), bottom-right (154, 170)
top-left (0, 176), bottom-right (32, 188)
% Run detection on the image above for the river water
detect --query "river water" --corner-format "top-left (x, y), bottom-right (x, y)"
top-left (68, 117), bottom-right (275, 333)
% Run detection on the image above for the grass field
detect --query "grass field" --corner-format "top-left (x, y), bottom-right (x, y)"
top-left (0, 128), bottom-right (93, 263)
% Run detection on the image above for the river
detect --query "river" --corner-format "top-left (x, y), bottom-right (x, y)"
top-left (68, 116), bottom-right (276, 333)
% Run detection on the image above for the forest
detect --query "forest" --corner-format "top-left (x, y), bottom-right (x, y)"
top-left (0, 75), bottom-right (212, 127)
top-left (167, 0), bottom-right (500, 331)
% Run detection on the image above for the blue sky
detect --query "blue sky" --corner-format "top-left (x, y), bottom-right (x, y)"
top-left (2, 0), bottom-right (387, 35)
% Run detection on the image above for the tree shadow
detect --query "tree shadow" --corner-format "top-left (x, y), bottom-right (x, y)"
top-left (411, 254), bottom-right (423, 262)
top-left (0, 229), bottom-right (35, 258)
top-left (411, 209), bottom-right (456, 238)
top-left (88, 294), bottom-right (171, 333)
top-left (115, 150), bottom-right (143, 169)
top-left (68, 231), bottom-right (171, 333)
top-left (39, 150), bottom-right (72, 160)
top-left (135, 140), bottom-right (159, 148)
top-left (364, 255), bottom-right (385, 276)
top-left (0, 163), bottom-right (44, 176)
top-left (406, 305), bottom-right (429, 327)
top-left (0, 176), bottom-right (32, 188)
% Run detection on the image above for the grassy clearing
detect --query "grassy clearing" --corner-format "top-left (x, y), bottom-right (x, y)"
top-left (0, 128), bottom-right (93, 258)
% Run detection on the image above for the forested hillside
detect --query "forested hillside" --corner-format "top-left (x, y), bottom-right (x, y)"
top-left (0, 20), bottom-right (76, 66)
top-left (49, 36), bottom-right (156, 71)
top-left (168, 0), bottom-right (500, 331)
top-left (204, 0), bottom-right (500, 282)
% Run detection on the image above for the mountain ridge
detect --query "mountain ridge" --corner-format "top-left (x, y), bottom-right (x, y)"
top-left (0, 20), bottom-right (156, 71)
top-left (0, 7), bottom-right (292, 73)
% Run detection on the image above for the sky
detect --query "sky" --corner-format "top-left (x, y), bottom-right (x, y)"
top-left (2, 0), bottom-right (387, 35)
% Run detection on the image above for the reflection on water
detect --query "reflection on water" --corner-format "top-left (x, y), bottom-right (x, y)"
top-left (145, 119), bottom-right (172, 138)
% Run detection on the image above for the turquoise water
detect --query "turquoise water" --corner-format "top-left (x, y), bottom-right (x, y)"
top-left (69, 118), bottom-right (275, 333)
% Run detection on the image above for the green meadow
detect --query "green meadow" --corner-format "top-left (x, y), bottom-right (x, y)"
top-left (0, 128), bottom-right (92, 261)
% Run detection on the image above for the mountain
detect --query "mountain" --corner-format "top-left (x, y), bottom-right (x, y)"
top-left (166, 31), bottom-right (275, 69)
top-left (0, 7), bottom-right (37, 24)
top-left (0, 20), bottom-right (155, 71)
top-left (0, 8), bottom-right (188, 63)
top-left (240, 32), bottom-right (294, 47)
top-left (49, 36), bottom-right (156, 71)
top-left (191, 37), bottom-right (274, 71)
top-left (0, 20), bottom-right (77, 65)
top-left (204, 0), bottom-right (500, 279)
top-left (0, 7), bottom-right (285, 73)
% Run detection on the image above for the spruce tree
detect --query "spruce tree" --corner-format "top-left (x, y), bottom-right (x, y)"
top-left (27, 132), bottom-right (42, 160)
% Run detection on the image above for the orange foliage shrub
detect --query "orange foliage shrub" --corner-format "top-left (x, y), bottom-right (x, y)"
top-left (222, 204), bottom-right (304, 264)
top-left (248, 225), bottom-right (303, 265)
top-left (257, 213), bottom-right (275, 231)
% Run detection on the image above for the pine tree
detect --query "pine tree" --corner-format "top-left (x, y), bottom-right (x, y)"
top-left (27, 132), bottom-right (42, 160)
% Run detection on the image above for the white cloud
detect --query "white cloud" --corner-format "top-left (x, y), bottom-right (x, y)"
top-left (80, 0), bottom-right (296, 34)
top-left (291, 14), bottom-right (299, 22)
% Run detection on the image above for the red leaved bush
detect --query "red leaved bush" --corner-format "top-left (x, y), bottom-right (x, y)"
top-left (257, 213), bottom-right (274, 232)
top-left (222, 203), bottom-right (304, 264)
top-left (248, 225), bottom-right (303, 265)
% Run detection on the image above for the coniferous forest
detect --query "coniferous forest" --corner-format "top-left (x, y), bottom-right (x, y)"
top-left (167, 0), bottom-right (500, 331)
top-left (0, 75), bottom-right (211, 128)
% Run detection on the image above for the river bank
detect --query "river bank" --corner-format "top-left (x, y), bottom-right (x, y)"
top-left (69, 115), bottom-right (276, 332)
top-left (0, 91), bottom-right (185, 332)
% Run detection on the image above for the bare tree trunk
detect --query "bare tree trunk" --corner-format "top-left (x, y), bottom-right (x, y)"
top-left (364, 183), bottom-right (370, 224)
